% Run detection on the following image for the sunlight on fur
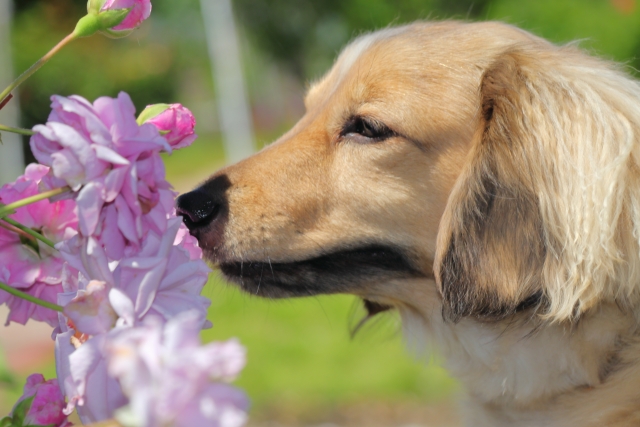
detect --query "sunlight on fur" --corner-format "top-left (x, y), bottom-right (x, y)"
top-left (179, 21), bottom-right (640, 426)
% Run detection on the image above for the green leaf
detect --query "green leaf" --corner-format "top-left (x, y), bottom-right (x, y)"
top-left (73, 14), bottom-right (101, 38)
top-left (97, 8), bottom-right (131, 29)
top-left (136, 104), bottom-right (170, 125)
top-left (74, 9), bottom-right (132, 39)
top-left (0, 417), bottom-right (13, 427)
top-left (12, 396), bottom-right (34, 426)
top-left (87, 0), bottom-right (107, 15)
top-left (19, 233), bottom-right (41, 257)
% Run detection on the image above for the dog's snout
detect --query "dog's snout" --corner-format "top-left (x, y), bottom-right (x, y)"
top-left (176, 189), bottom-right (219, 229)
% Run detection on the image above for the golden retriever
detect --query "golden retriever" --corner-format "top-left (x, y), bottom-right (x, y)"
top-left (177, 21), bottom-right (640, 426)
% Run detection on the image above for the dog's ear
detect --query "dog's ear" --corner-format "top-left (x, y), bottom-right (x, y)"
top-left (435, 47), bottom-right (640, 322)
top-left (434, 51), bottom-right (547, 322)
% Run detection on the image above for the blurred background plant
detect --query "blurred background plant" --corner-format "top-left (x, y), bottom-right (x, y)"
top-left (1, 0), bottom-right (639, 425)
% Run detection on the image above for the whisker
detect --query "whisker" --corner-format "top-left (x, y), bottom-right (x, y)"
top-left (267, 255), bottom-right (275, 282)
top-left (256, 262), bottom-right (264, 295)
top-left (240, 260), bottom-right (245, 288)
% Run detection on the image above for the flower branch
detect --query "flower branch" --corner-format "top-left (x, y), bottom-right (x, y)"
top-left (0, 281), bottom-right (64, 313)
top-left (0, 124), bottom-right (34, 136)
top-left (1, 217), bottom-right (56, 249)
top-left (0, 187), bottom-right (70, 218)
top-left (0, 33), bottom-right (77, 106)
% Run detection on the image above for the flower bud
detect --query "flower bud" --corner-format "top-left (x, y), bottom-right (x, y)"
top-left (9, 374), bottom-right (70, 427)
top-left (77, 0), bottom-right (152, 39)
top-left (138, 103), bottom-right (198, 150)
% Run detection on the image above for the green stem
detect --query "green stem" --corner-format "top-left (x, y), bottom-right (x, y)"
top-left (0, 281), bottom-right (63, 313)
top-left (0, 187), bottom-right (70, 218)
top-left (1, 217), bottom-right (56, 249)
top-left (0, 32), bottom-right (77, 106)
top-left (0, 124), bottom-right (35, 136)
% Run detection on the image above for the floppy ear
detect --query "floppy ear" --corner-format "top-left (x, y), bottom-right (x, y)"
top-left (434, 51), bottom-right (547, 322)
top-left (435, 47), bottom-right (640, 322)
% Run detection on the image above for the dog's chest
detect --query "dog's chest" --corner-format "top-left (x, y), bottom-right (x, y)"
top-left (400, 304), bottom-right (632, 423)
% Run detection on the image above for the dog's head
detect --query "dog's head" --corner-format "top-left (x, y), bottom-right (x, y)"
top-left (178, 21), bottom-right (640, 324)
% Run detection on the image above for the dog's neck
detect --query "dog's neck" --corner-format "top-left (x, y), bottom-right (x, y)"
top-left (395, 280), bottom-right (640, 427)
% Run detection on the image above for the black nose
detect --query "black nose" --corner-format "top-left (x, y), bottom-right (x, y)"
top-left (176, 174), bottom-right (231, 231)
top-left (176, 189), bottom-right (219, 229)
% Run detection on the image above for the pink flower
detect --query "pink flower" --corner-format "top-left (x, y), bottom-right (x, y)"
top-left (64, 280), bottom-right (117, 336)
top-left (108, 218), bottom-right (211, 325)
top-left (31, 93), bottom-right (173, 258)
top-left (27, 91), bottom-right (242, 425)
top-left (11, 373), bottom-right (71, 427)
top-left (101, 0), bottom-right (152, 31)
top-left (55, 330), bottom-right (128, 424)
top-left (175, 223), bottom-right (203, 261)
top-left (107, 312), bottom-right (249, 427)
top-left (55, 218), bottom-right (212, 422)
top-left (57, 217), bottom-right (210, 329)
top-left (0, 164), bottom-right (78, 327)
top-left (84, 0), bottom-right (152, 37)
top-left (141, 104), bottom-right (198, 150)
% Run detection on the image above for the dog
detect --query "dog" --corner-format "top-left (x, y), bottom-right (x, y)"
top-left (177, 21), bottom-right (640, 426)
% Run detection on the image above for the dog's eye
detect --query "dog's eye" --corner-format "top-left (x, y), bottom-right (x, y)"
top-left (341, 116), bottom-right (394, 142)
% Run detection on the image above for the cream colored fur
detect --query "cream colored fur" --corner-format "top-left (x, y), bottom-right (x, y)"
top-left (195, 21), bottom-right (640, 426)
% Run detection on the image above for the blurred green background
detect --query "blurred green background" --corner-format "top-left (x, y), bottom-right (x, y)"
top-left (1, 0), bottom-right (640, 425)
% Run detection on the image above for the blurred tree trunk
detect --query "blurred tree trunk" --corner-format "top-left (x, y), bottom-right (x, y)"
top-left (0, 0), bottom-right (25, 185)
top-left (200, 0), bottom-right (255, 164)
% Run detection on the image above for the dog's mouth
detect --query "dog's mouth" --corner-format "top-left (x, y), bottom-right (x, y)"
top-left (218, 244), bottom-right (424, 298)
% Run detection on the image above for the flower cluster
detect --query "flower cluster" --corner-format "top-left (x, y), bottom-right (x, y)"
top-left (0, 93), bottom-right (247, 426)
top-left (0, 164), bottom-right (77, 327)
top-left (107, 312), bottom-right (248, 427)
top-left (0, 1), bottom-right (249, 425)
top-left (31, 93), bottom-right (173, 260)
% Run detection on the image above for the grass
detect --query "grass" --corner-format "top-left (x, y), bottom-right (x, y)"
top-left (161, 135), bottom-right (227, 180)
top-left (202, 274), bottom-right (458, 415)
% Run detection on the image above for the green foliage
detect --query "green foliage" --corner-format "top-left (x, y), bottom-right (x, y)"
top-left (201, 274), bottom-right (457, 413)
top-left (11, 0), bottom-right (195, 131)
top-left (8, 396), bottom-right (34, 427)
top-left (233, 0), bottom-right (640, 80)
top-left (0, 350), bottom-right (16, 390)
top-left (233, 0), bottom-right (493, 79)
top-left (161, 135), bottom-right (226, 178)
top-left (488, 0), bottom-right (640, 72)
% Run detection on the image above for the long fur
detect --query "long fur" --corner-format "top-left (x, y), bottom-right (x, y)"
top-left (184, 21), bottom-right (640, 426)
top-left (436, 44), bottom-right (640, 323)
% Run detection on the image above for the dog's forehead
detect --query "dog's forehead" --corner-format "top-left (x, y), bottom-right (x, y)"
top-left (305, 21), bottom-right (539, 111)
top-left (305, 27), bottom-right (425, 108)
